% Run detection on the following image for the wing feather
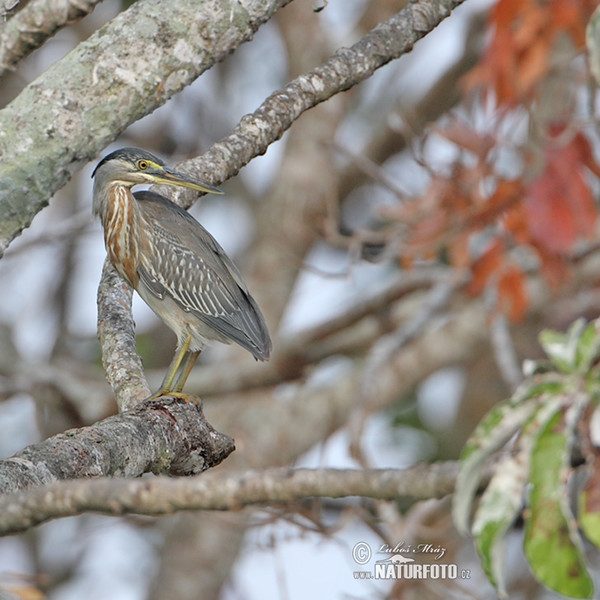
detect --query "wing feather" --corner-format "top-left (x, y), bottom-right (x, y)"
top-left (134, 191), bottom-right (271, 360)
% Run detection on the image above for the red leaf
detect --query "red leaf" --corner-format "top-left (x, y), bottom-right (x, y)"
top-left (526, 175), bottom-right (577, 253)
top-left (468, 239), bottom-right (504, 296)
top-left (492, 0), bottom-right (523, 28)
top-left (467, 0), bottom-right (595, 104)
top-left (498, 265), bottom-right (529, 321)
top-left (571, 131), bottom-right (600, 179)
top-left (468, 179), bottom-right (524, 226)
top-left (515, 37), bottom-right (550, 95)
top-left (535, 245), bottom-right (572, 289)
top-left (525, 133), bottom-right (598, 253)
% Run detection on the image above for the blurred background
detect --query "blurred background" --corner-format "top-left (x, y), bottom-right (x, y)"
top-left (1, 0), bottom-right (599, 598)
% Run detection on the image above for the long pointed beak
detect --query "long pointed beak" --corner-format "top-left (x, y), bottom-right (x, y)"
top-left (153, 167), bottom-right (223, 195)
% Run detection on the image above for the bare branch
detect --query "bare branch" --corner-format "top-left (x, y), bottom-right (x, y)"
top-left (183, 267), bottom-right (453, 396)
top-left (0, 463), bottom-right (460, 535)
top-left (97, 260), bottom-right (151, 410)
top-left (0, 0), bottom-right (102, 77)
top-left (167, 0), bottom-right (470, 212)
top-left (1, 209), bottom-right (92, 258)
top-left (332, 141), bottom-right (407, 201)
top-left (361, 269), bottom-right (470, 396)
top-left (0, 397), bottom-right (234, 494)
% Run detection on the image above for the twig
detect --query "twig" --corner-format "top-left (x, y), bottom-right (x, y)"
top-left (2, 210), bottom-right (92, 258)
top-left (485, 284), bottom-right (523, 392)
top-left (182, 267), bottom-right (453, 396)
top-left (330, 141), bottom-right (407, 201)
top-left (360, 269), bottom-right (470, 397)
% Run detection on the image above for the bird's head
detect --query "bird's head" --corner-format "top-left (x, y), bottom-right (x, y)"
top-left (92, 147), bottom-right (223, 194)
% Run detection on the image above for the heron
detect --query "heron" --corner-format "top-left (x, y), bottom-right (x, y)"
top-left (92, 147), bottom-right (271, 398)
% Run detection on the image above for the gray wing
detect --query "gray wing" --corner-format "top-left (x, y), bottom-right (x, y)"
top-left (134, 191), bottom-right (271, 360)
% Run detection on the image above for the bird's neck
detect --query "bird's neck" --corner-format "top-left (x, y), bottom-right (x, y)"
top-left (95, 181), bottom-right (141, 287)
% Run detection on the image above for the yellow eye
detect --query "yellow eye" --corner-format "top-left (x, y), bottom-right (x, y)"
top-left (138, 160), bottom-right (148, 170)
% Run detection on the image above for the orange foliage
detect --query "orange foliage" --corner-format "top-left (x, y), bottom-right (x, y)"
top-left (466, 0), bottom-right (597, 105)
top-left (388, 0), bottom-right (600, 321)
top-left (468, 239), bottom-right (504, 297)
top-left (525, 131), bottom-right (598, 254)
top-left (498, 265), bottom-right (529, 322)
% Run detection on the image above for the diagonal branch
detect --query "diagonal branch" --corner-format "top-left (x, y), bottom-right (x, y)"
top-left (0, 397), bottom-right (234, 494)
top-left (361, 269), bottom-right (470, 397)
top-left (0, 463), bottom-right (461, 535)
top-left (167, 0), bottom-right (470, 211)
top-left (0, 0), bottom-right (102, 77)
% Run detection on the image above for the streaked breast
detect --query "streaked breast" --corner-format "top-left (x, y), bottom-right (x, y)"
top-left (102, 185), bottom-right (141, 287)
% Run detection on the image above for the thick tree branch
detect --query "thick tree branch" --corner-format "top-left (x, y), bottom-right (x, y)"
top-left (97, 260), bottom-right (151, 410)
top-left (0, 0), bottom-right (102, 77)
top-left (0, 463), bottom-right (460, 535)
top-left (0, 397), bottom-right (234, 494)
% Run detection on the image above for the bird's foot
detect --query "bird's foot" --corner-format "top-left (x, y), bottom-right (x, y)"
top-left (167, 391), bottom-right (200, 405)
top-left (146, 390), bottom-right (200, 405)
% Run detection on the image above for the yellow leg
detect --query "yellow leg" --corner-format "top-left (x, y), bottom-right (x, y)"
top-left (173, 350), bottom-right (201, 393)
top-left (159, 334), bottom-right (191, 394)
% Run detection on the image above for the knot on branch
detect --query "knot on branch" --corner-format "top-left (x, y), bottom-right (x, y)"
top-left (0, 396), bottom-right (235, 494)
top-left (140, 397), bottom-right (235, 476)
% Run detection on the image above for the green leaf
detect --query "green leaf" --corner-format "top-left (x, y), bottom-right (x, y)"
top-left (575, 322), bottom-right (600, 373)
top-left (539, 319), bottom-right (586, 374)
top-left (472, 394), bottom-right (564, 596)
top-left (579, 406), bottom-right (600, 548)
top-left (524, 399), bottom-right (593, 599)
top-left (453, 390), bottom-right (543, 535)
top-left (473, 454), bottom-right (527, 595)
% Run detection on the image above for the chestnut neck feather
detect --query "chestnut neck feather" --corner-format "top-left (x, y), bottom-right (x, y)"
top-left (98, 183), bottom-right (141, 287)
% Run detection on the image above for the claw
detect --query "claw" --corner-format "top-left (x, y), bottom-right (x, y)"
top-left (145, 390), bottom-right (200, 405)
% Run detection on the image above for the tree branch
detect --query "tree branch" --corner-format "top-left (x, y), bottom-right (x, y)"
top-left (0, 397), bottom-right (234, 494)
top-left (0, 0), bottom-right (102, 77)
top-left (182, 267), bottom-right (453, 396)
top-left (361, 269), bottom-right (470, 397)
top-left (0, 463), bottom-right (460, 535)
top-left (97, 260), bottom-right (151, 410)
top-left (165, 0), bottom-right (470, 212)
